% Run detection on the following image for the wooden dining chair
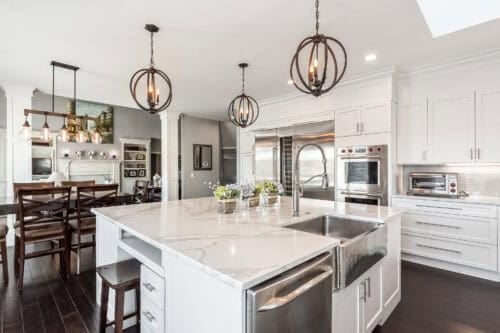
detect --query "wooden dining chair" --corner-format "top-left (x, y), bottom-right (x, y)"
top-left (133, 180), bottom-right (150, 203)
top-left (70, 184), bottom-right (119, 274)
top-left (61, 180), bottom-right (96, 190)
top-left (13, 181), bottom-right (55, 201)
top-left (15, 186), bottom-right (72, 291)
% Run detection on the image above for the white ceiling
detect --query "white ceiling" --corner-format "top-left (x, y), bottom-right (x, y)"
top-left (1, 0), bottom-right (500, 120)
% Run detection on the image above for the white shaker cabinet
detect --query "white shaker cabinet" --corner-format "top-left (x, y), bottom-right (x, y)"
top-left (475, 90), bottom-right (500, 163)
top-left (335, 103), bottom-right (391, 138)
top-left (428, 94), bottom-right (475, 163)
top-left (239, 153), bottom-right (255, 183)
top-left (0, 130), bottom-right (6, 197)
top-left (397, 102), bottom-right (428, 164)
top-left (239, 131), bottom-right (255, 154)
top-left (363, 265), bottom-right (383, 333)
top-left (335, 106), bottom-right (361, 137)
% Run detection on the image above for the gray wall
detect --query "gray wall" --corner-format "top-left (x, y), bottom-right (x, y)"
top-left (31, 91), bottom-right (161, 158)
top-left (180, 115), bottom-right (220, 199)
top-left (0, 87), bottom-right (6, 128)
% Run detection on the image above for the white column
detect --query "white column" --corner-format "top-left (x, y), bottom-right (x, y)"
top-left (2, 83), bottom-right (34, 247)
top-left (3, 83), bottom-right (34, 196)
top-left (160, 111), bottom-right (179, 201)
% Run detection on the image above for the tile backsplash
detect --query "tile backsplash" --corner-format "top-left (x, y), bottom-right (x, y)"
top-left (402, 165), bottom-right (500, 197)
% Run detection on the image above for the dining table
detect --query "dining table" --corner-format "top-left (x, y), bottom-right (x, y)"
top-left (0, 191), bottom-right (133, 216)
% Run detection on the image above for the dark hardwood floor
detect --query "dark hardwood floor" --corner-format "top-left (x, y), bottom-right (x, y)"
top-left (1, 245), bottom-right (499, 333)
top-left (379, 261), bottom-right (500, 333)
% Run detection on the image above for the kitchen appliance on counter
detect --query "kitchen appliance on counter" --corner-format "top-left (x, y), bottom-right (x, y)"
top-left (246, 252), bottom-right (333, 333)
top-left (408, 172), bottom-right (459, 197)
top-left (336, 145), bottom-right (388, 206)
top-left (254, 121), bottom-right (335, 200)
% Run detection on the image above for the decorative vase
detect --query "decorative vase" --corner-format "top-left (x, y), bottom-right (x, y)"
top-left (260, 192), bottom-right (278, 207)
top-left (218, 199), bottom-right (237, 214)
top-left (240, 198), bottom-right (250, 211)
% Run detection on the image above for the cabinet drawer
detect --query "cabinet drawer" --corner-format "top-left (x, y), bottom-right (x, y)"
top-left (393, 198), bottom-right (497, 218)
top-left (402, 212), bottom-right (497, 244)
top-left (140, 265), bottom-right (165, 308)
top-left (402, 234), bottom-right (497, 271)
top-left (141, 294), bottom-right (164, 333)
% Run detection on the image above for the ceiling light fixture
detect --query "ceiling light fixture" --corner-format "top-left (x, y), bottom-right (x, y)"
top-left (364, 53), bottom-right (377, 62)
top-left (40, 114), bottom-right (52, 141)
top-left (289, 0), bottom-right (347, 97)
top-left (19, 114), bottom-right (32, 141)
top-left (130, 24), bottom-right (173, 114)
top-left (227, 63), bottom-right (259, 128)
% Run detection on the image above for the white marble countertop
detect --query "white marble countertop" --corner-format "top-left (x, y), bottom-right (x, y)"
top-left (393, 194), bottom-right (500, 206)
top-left (93, 197), bottom-right (403, 289)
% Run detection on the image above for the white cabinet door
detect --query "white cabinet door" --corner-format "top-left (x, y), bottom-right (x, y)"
top-left (240, 131), bottom-right (255, 154)
top-left (363, 265), bottom-right (383, 333)
top-left (397, 102), bottom-right (428, 164)
top-left (382, 217), bottom-right (401, 309)
top-left (240, 153), bottom-right (255, 183)
top-left (0, 134), bottom-right (6, 181)
top-left (335, 107), bottom-right (360, 137)
top-left (476, 90), bottom-right (500, 163)
top-left (361, 104), bottom-right (391, 135)
top-left (428, 94), bottom-right (475, 163)
top-left (332, 282), bottom-right (362, 333)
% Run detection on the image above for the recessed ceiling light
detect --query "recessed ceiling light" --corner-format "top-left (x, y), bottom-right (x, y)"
top-left (364, 53), bottom-right (377, 63)
top-left (417, 0), bottom-right (500, 38)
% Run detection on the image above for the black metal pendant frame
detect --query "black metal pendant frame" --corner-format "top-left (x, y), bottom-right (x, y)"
top-left (289, 0), bottom-right (347, 97)
top-left (227, 63), bottom-right (259, 128)
top-left (129, 24), bottom-right (173, 114)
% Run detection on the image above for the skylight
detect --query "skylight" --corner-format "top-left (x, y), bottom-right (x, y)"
top-left (416, 0), bottom-right (500, 38)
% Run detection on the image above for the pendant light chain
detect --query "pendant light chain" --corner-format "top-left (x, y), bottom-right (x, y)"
top-left (150, 31), bottom-right (155, 68)
top-left (315, 0), bottom-right (320, 35)
top-left (52, 63), bottom-right (55, 113)
top-left (241, 66), bottom-right (245, 94)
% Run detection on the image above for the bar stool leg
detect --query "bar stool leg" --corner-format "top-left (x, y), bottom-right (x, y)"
top-left (99, 281), bottom-right (109, 333)
top-left (0, 240), bottom-right (7, 283)
top-left (114, 289), bottom-right (125, 333)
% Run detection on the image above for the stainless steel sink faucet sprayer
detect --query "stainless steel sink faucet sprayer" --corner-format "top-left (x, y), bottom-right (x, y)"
top-left (292, 143), bottom-right (329, 217)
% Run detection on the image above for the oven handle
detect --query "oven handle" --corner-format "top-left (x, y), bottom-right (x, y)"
top-left (340, 155), bottom-right (381, 160)
top-left (341, 191), bottom-right (383, 198)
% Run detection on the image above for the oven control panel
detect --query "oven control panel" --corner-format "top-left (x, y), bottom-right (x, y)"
top-left (337, 145), bottom-right (386, 156)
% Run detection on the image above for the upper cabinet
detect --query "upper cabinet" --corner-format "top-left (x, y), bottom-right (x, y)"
top-left (239, 131), bottom-right (255, 154)
top-left (398, 91), bottom-right (500, 164)
top-left (429, 94), bottom-right (475, 163)
top-left (475, 90), bottom-right (500, 163)
top-left (335, 103), bottom-right (391, 138)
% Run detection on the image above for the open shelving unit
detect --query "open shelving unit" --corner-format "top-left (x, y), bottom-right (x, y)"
top-left (120, 138), bottom-right (151, 194)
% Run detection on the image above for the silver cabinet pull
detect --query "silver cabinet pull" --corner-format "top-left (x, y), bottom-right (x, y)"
top-left (142, 311), bottom-right (155, 322)
top-left (415, 204), bottom-right (462, 211)
top-left (360, 280), bottom-right (367, 303)
top-left (142, 282), bottom-right (156, 292)
top-left (356, 123), bottom-right (360, 133)
top-left (416, 221), bottom-right (462, 229)
top-left (470, 148), bottom-right (474, 160)
top-left (416, 243), bottom-right (462, 254)
top-left (477, 148), bottom-right (481, 160)
top-left (366, 277), bottom-right (371, 298)
top-left (360, 122), bottom-right (364, 133)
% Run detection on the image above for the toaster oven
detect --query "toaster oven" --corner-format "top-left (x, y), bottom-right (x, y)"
top-left (408, 173), bottom-right (459, 197)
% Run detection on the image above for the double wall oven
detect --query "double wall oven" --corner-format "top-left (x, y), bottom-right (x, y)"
top-left (336, 145), bottom-right (388, 206)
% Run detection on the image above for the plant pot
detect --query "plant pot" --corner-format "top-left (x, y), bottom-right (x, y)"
top-left (217, 199), bottom-right (238, 214)
top-left (248, 196), bottom-right (260, 208)
top-left (260, 192), bottom-right (278, 207)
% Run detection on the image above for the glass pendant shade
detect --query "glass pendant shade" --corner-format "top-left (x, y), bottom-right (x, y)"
top-left (19, 116), bottom-right (32, 140)
top-left (40, 116), bottom-right (52, 141)
top-left (59, 119), bottom-right (69, 142)
top-left (91, 131), bottom-right (102, 144)
top-left (75, 127), bottom-right (87, 143)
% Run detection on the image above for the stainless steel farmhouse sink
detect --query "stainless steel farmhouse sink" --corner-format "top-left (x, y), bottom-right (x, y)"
top-left (285, 215), bottom-right (387, 289)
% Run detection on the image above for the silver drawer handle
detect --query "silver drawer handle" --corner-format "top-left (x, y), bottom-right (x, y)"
top-left (142, 282), bottom-right (156, 292)
top-left (416, 221), bottom-right (462, 229)
top-left (416, 243), bottom-right (462, 254)
top-left (416, 204), bottom-right (462, 211)
top-left (142, 311), bottom-right (155, 322)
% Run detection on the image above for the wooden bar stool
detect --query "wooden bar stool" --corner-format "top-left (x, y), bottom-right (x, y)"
top-left (0, 223), bottom-right (8, 283)
top-left (97, 259), bottom-right (141, 333)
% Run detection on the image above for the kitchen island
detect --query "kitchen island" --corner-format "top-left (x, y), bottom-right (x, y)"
top-left (93, 197), bottom-right (403, 333)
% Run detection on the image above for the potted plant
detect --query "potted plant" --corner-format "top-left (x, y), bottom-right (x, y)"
top-left (257, 181), bottom-right (281, 207)
top-left (212, 184), bottom-right (240, 214)
top-left (240, 183), bottom-right (260, 209)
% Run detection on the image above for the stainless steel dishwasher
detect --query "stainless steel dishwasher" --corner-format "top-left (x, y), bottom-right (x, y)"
top-left (246, 252), bottom-right (333, 333)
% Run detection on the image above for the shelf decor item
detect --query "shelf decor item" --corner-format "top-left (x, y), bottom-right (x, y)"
top-left (212, 184), bottom-right (240, 214)
top-left (240, 183), bottom-right (259, 210)
top-left (138, 169), bottom-right (146, 177)
top-left (227, 63), bottom-right (259, 128)
top-left (129, 24), bottom-right (173, 114)
top-left (257, 181), bottom-right (281, 207)
top-left (136, 153), bottom-right (145, 160)
top-left (193, 144), bottom-right (212, 170)
top-left (129, 170), bottom-right (137, 177)
top-left (289, 0), bottom-right (347, 97)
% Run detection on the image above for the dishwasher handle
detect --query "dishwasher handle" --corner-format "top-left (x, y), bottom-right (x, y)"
top-left (258, 265), bottom-right (333, 312)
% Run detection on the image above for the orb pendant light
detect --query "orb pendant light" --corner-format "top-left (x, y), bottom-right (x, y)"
top-left (130, 24), bottom-right (172, 114)
top-left (290, 0), bottom-right (347, 97)
top-left (227, 63), bottom-right (259, 128)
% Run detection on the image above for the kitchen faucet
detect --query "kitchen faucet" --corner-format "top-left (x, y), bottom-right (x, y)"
top-left (292, 143), bottom-right (329, 217)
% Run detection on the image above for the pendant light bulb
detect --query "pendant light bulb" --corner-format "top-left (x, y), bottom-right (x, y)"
top-left (59, 118), bottom-right (70, 142)
top-left (75, 125), bottom-right (87, 143)
top-left (19, 115), bottom-right (32, 141)
top-left (91, 131), bottom-right (102, 144)
top-left (40, 115), bottom-right (52, 141)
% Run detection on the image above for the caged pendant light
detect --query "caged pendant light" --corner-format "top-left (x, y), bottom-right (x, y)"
top-left (129, 24), bottom-right (173, 114)
top-left (227, 63), bottom-right (259, 128)
top-left (289, 0), bottom-right (347, 97)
